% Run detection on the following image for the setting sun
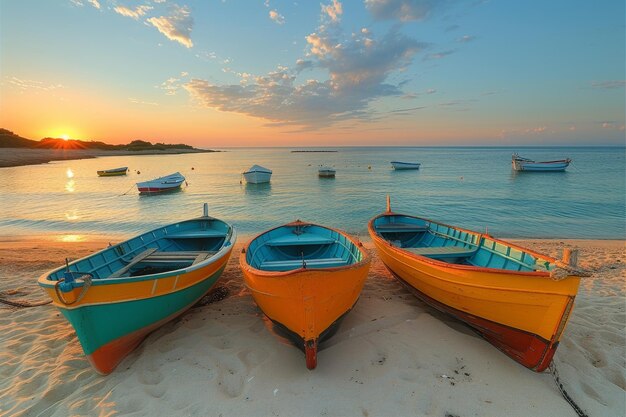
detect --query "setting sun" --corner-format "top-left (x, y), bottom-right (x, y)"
top-left (60, 134), bottom-right (69, 141)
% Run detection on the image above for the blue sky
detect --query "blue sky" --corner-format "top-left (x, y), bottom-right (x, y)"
top-left (0, 0), bottom-right (624, 146)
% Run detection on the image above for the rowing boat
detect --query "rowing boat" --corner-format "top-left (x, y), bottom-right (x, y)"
top-left (368, 198), bottom-right (584, 372)
top-left (38, 204), bottom-right (236, 374)
top-left (512, 154), bottom-right (571, 172)
top-left (136, 172), bottom-right (186, 194)
top-left (391, 161), bottom-right (421, 170)
top-left (240, 221), bottom-right (370, 369)
top-left (97, 167), bottom-right (128, 176)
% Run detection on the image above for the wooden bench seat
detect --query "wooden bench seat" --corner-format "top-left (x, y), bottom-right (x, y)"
top-left (377, 223), bottom-right (429, 233)
top-left (110, 250), bottom-right (216, 277)
top-left (265, 234), bottom-right (336, 247)
top-left (260, 257), bottom-right (347, 271)
top-left (404, 246), bottom-right (477, 259)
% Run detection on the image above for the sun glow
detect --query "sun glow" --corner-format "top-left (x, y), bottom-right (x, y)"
top-left (61, 134), bottom-right (70, 141)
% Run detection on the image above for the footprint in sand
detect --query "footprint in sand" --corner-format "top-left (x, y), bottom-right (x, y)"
top-left (215, 356), bottom-right (247, 398)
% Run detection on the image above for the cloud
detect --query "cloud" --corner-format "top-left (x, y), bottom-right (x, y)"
top-left (182, 28), bottom-right (423, 129)
top-left (365, 0), bottom-right (441, 22)
top-left (159, 77), bottom-right (182, 95)
top-left (129, 97), bottom-right (159, 106)
top-left (321, 0), bottom-right (343, 22)
top-left (269, 10), bottom-right (285, 25)
top-left (591, 80), bottom-right (625, 90)
top-left (424, 49), bottom-right (455, 60)
top-left (458, 35), bottom-right (474, 42)
top-left (69, 0), bottom-right (100, 8)
top-left (600, 121), bottom-right (625, 131)
top-left (6, 76), bottom-right (63, 91)
top-left (147, 5), bottom-right (194, 48)
top-left (114, 5), bottom-right (153, 19)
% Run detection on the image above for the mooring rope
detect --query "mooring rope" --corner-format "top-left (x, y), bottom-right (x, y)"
top-left (549, 361), bottom-right (589, 417)
top-left (0, 296), bottom-right (51, 308)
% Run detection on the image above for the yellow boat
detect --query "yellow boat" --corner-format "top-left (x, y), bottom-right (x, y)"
top-left (240, 221), bottom-right (371, 369)
top-left (368, 198), bottom-right (584, 372)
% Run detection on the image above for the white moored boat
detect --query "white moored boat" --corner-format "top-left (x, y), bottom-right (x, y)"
top-left (391, 161), bottom-right (421, 170)
top-left (136, 172), bottom-right (186, 194)
top-left (512, 154), bottom-right (571, 172)
top-left (318, 166), bottom-right (336, 178)
top-left (243, 165), bottom-right (272, 184)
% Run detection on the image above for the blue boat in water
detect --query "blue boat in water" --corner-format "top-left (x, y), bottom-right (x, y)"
top-left (38, 204), bottom-right (236, 374)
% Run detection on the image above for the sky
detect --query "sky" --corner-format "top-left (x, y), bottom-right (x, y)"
top-left (0, 0), bottom-right (624, 147)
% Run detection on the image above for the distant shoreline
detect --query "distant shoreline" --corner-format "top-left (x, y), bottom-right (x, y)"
top-left (0, 148), bottom-right (219, 168)
top-left (291, 150), bottom-right (338, 153)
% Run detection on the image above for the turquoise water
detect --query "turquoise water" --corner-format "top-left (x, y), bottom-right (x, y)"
top-left (1, 147), bottom-right (624, 239)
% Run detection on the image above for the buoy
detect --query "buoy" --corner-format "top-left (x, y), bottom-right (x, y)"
top-left (368, 165), bottom-right (371, 170)
top-left (191, 167), bottom-right (195, 170)
top-left (137, 170), bottom-right (141, 174)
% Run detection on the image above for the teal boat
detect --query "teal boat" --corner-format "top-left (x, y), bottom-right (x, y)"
top-left (38, 204), bottom-right (236, 374)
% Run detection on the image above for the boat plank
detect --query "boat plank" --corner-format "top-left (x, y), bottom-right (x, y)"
top-left (109, 248), bottom-right (157, 278)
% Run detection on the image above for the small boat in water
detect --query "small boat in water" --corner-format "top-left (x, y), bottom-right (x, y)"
top-left (368, 197), bottom-right (586, 372)
top-left (240, 221), bottom-right (370, 369)
top-left (38, 204), bottom-right (236, 374)
top-left (512, 154), bottom-right (571, 172)
top-left (391, 161), bottom-right (421, 170)
top-left (243, 165), bottom-right (272, 184)
top-left (318, 166), bottom-right (336, 178)
top-left (97, 167), bottom-right (128, 177)
top-left (136, 172), bottom-right (185, 194)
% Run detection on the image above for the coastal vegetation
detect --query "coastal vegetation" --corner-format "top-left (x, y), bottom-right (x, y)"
top-left (0, 128), bottom-right (205, 151)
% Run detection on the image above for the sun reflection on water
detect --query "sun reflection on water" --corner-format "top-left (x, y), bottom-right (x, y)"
top-left (58, 234), bottom-right (85, 242)
top-left (65, 179), bottom-right (75, 193)
top-left (66, 168), bottom-right (74, 178)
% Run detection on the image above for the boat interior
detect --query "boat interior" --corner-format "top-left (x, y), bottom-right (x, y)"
top-left (246, 223), bottom-right (363, 272)
top-left (373, 214), bottom-right (552, 272)
top-left (48, 218), bottom-right (232, 281)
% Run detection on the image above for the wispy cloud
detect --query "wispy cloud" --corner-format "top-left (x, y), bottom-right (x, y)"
top-left (458, 35), bottom-right (474, 42)
top-left (5, 76), bottom-right (63, 91)
top-left (591, 80), bottom-right (625, 90)
top-left (365, 0), bottom-right (442, 22)
top-left (146, 4), bottom-right (194, 48)
top-left (269, 10), bottom-right (285, 25)
top-left (114, 5), bottom-right (153, 20)
top-left (69, 0), bottom-right (101, 8)
top-left (424, 49), bottom-right (455, 60)
top-left (129, 97), bottom-right (159, 106)
top-left (599, 121), bottom-right (625, 131)
top-left (321, 0), bottom-right (343, 23)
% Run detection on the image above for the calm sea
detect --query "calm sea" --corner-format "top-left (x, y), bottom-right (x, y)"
top-left (0, 147), bottom-right (624, 240)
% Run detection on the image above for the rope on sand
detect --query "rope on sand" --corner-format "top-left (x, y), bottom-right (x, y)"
top-left (549, 361), bottom-right (589, 417)
top-left (0, 292), bottom-right (52, 308)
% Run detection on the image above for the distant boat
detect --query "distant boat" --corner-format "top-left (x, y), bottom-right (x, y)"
top-left (37, 203), bottom-right (236, 374)
top-left (391, 161), bottom-right (421, 170)
top-left (368, 197), bottom-right (586, 372)
top-left (136, 172), bottom-right (185, 194)
top-left (512, 154), bottom-right (571, 172)
top-left (97, 167), bottom-right (128, 177)
top-left (318, 166), bottom-right (336, 178)
top-left (240, 221), bottom-right (371, 369)
top-left (243, 165), bottom-right (272, 184)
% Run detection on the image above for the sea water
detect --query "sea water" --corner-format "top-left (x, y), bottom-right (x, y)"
top-left (0, 147), bottom-right (624, 239)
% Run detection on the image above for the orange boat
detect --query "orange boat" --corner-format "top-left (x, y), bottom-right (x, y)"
top-left (368, 198), bottom-right (585, 372)
top-left (240, 221), bottom-right (371, 369)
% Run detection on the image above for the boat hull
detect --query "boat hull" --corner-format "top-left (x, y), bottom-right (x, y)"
top-left (136, 182), bottom-right (183, 193)
top-left (243, 171), bottom-right (272, 184)
top-left (391, 161), bottom-right (421, 170)
top-left (41, 252), bottom-right (231, 374)
top-left (368, 216), bottom-right (579, 372)
top-left (512, 156), bottom-right (571, 171)
top-left (97, 167), bottom-right (128, 177)
top-left (240, 223), bottom-right (370, 369)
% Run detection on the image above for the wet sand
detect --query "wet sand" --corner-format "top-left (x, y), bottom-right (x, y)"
top-left (0, 236), bottom-right (624, 416)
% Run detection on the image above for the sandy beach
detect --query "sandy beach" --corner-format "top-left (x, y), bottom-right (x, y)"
top-left (0, 148), bottom-right (217, 168)
top-left (0, 236), bottom-right (624, 417)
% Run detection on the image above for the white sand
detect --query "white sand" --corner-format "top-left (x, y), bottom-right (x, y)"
top-left (0, 237), bottom-right (624, 417)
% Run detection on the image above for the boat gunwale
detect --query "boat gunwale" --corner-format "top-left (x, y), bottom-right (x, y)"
top-left (240, 221), bottom-right (371, 277)
top-left (368, 212), bottom-right (557, 277)
top-left (37, 218), bottom-right (237, 288)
